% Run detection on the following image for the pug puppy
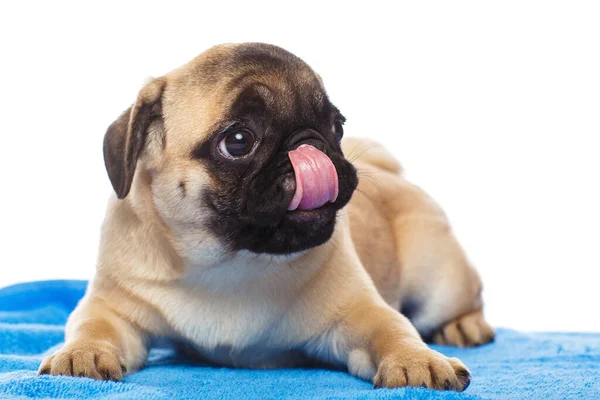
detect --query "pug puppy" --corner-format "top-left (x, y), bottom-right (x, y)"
top-left (38, 43), bottom-right (493, 391)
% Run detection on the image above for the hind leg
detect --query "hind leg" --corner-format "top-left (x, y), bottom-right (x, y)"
top-left (431, 310), bottom-right (495, 348)
top-left (392, 197), bottom-right (494, 347)
top-left (344, 147), bottom-right (493, 349)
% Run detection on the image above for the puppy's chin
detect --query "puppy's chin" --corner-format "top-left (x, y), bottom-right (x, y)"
top-left (237, 203), bottom-right (339, 255)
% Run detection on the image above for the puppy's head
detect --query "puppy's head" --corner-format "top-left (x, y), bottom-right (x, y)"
top-left (104, 43), bottom-right (358, 257)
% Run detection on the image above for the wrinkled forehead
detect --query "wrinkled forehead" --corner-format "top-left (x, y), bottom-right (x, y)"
top-left (161, 44), bottom-right (331, 153)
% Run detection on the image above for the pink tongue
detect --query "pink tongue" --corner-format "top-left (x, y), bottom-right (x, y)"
top-left (288, 144), bottom-right (339, 211)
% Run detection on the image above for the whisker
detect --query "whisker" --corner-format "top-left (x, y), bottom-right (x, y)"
top-left (328, 236), bottom-right (342, 257)
top-left (349, 146), bottom-right (376, 163)
top-left (358, 176), bottom-right (382, 190)
top-left (287, 259), bottom-right (297, 272)
top-left (356, 174), bottom-right (383, 199)
top-left (261, 255), bottom-right (275, 273)
top-left (344, 140), bottom-right (364, 161)
top-left (355, 188), bottom-right (374, 202)
top-left (337, 210), bottom-right (356, 219)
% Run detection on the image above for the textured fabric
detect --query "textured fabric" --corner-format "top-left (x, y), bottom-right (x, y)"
top-left (0, 280), bottom-right (597, 399)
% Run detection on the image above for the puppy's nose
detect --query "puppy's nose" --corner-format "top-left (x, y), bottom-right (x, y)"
top-left (286, 129), bottom-right (327, 152)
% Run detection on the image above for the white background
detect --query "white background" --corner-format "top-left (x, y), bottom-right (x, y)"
top-left (1, 1), bottom-right (598, 332)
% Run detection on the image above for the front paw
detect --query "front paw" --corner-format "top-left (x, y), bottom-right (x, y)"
top-left (373, 347), bottom-right (470, 391)
top-left (38, 340), bottom-right (126, 381)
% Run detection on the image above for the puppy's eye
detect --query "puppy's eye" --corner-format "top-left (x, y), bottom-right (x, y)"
top-left (333, 118), bottom-right (344, 142)
top-left (218, 129), bottom-right (256, 158)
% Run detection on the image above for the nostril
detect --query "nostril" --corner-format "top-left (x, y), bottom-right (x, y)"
top-left (282, 174), bottom-right (296, 195)
top-left (286, 129), bottom-right (328, 153)
top-left (290, 140), bottom-right (327, 154)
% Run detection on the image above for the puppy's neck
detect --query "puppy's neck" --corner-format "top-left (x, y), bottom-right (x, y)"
top-left (182, 243), bottom-right (336, 296)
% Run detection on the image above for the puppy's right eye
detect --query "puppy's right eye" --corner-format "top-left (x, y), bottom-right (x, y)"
top-left (218, 129), bottom-right (256, 158)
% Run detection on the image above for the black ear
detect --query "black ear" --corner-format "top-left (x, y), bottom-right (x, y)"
top-left (103, 78), bottom-right (165, 199)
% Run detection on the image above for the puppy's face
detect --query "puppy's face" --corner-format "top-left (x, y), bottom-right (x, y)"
top-left (104, 43), bottom-right (358, 257)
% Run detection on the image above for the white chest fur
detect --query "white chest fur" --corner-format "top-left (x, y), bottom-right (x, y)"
top-left (133, 252), bottom-right (318, 367)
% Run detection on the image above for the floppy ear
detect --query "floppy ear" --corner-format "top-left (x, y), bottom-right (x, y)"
top-left (103, 78), bottom-right (165, 199)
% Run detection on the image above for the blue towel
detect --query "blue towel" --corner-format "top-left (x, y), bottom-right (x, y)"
top-left (0, 280), bottom-right (597, 399)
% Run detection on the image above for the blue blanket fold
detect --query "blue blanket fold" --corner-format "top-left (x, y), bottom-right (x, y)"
top-left (0, 280), bottom-right (597, 399)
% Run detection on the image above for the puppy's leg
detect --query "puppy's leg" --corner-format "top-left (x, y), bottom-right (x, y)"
top-left (432, 310), bottom-right (495, 348)
top-left (38, 297), bottom-right (147, 380)
top-left (307, 299), bottom-right (471, 391)
top-left (395, 214), bottom-right (494, 347)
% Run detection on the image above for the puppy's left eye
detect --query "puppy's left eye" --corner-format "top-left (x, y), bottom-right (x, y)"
top-left (333, 118), bottom-right (344, 142)
top-left (218, 129), bottom-right (256, 158)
